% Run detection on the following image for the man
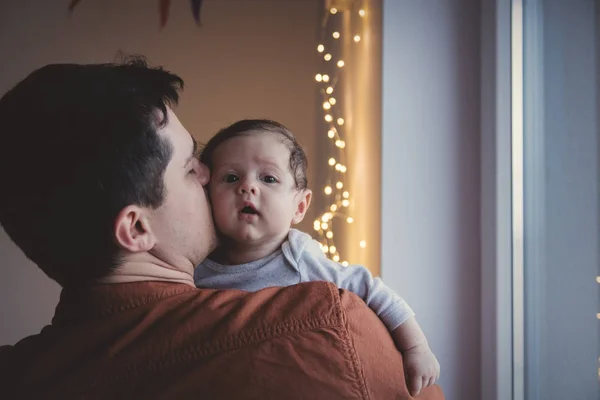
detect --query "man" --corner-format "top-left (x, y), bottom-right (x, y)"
top-left (0, 58), bottom-right (443, 399)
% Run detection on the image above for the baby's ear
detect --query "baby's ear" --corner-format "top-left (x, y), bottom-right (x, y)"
top-left (292, 189), bottom-right (312, 224)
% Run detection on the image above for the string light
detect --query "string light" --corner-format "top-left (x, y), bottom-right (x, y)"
top-left (313, 2), bottom-right (367, 265)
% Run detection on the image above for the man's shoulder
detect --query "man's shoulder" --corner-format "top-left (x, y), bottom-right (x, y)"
top-left (174, 281), bottom-right (349, 334)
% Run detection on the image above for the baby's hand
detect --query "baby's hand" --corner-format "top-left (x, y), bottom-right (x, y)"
top-left (402, 344), bottom-right (440, 397)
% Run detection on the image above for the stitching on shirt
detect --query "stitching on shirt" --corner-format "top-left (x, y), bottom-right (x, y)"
top-left (96, 287), bottom-right (193, 316)
top-left (332, 285), bottom-right (371, 400)
top-left (60, 314), bottom-right (345, 394)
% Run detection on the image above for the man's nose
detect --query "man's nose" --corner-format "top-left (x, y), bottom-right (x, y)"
top-left (198, 162), bottom-right (210, 186)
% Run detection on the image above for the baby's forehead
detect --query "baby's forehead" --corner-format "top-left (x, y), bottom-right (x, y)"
top-left (212, 133), bottom-right (291, 163)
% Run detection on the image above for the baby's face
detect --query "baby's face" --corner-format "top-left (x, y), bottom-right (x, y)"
top-left (208, 132), bottom-right (307, 247)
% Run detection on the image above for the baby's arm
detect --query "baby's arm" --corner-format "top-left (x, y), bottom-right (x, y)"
top-left (391, 317), bottom-right (440, 396)
top-left (296, 237), bottom-right (439, 395)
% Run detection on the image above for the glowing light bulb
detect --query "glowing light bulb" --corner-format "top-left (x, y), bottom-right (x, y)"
top-left (335, 164), bottom-right (342, 171)
top-left (324, 53), bottom-right (332, 61)
top-left (342, 199), bottom-right (350, 207)
top-left (330, 204), bottom-right (337, 212)
top-left (359, 240), bottom-right (367, 248)
top-left (317, 44), bottom-right (325, 53)
top-left (328, 158), bottom-right (336, 166)
top-left (330, 7), bottom-right (338, 14)
top-left (314, 220), bottom-right (321, 229)
top-left (325, 212), bottom-right (333, 219)
top-left (336, 181), bottom-right (343, 189)
top-left (328, 97), bottom-right (337, 105)
top-left (354, 35), bottom-right (361, 42)
top-left (329, 246), bottom-right (336, 254)
top-left (333, 31), bottom-right (340, 39)
top-left (337, 60), bottom-right (345, 68)
top-left (315, 74), bottom-right (323, 82)
top-left (597, 276), bottom-right (600, 283)
top-left (327, 129), bottom-right (335, 138)
top-left (323, 102), bottom-right (331, 110)
top-left (337, 118), bottom-right (345, 125)
top-left (335, 140), bottom-right (346, 148)
top-left (324, 186), bottom-right (332, 195)
top-left (359, 9), bottom-right (366, 17)
top-left (342, 261), bottom-right (349, 267)
top-left (322, 214), bottom-right (329, 222)
top-left (343, 191), bottom-right (349, 198)
top-left (326, 86), bottom-right (334, 94)
top-left (347, 217), bottom-right (354, 224)
top-left (321, 245), bottom-right (328, 253)
top-left (324, 114), bottom-right (333, 122)
top-left (333, 255), bottom-right (340, 262)
top-left (341, 165), bottom-right (347, 172)
top-left (321, 222), bottom-right (328, 230)
top-left (322, 75), bottom-right (330, 83)
top-left (326, 229), bottom-right (333, 238)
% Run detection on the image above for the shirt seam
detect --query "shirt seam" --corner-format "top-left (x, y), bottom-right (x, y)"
top-left (329, 285), bottom-right (371, 400)
top-left (60, 313), bottom-right (346, 394)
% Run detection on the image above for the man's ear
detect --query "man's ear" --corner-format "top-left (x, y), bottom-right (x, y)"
top-left (114, 205), bottom-right (156, 253)
top-left (292, 189), bottom-right (312, 225)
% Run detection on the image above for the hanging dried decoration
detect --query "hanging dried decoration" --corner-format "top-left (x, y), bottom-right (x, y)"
top-left (68, 0), bottom-right (204, 28)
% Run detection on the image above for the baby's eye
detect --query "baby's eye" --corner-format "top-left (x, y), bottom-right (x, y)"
top-left (262, 175), bottom-right (278, 184)
top-left (224, 174), bottom-right (239, 183)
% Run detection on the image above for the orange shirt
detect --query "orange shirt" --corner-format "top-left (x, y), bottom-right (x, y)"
top-left (0, 281), bottom-right (444, 399)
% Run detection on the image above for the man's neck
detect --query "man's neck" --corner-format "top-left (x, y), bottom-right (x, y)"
top-left (96, 253), bottom-right (196, 287)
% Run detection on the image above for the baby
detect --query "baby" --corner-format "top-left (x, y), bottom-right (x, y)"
top-left (194, 119), bottom-right (440, 396)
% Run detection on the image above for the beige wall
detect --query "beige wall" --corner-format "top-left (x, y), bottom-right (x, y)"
top-left (0, 0), bottom-right (321, 345)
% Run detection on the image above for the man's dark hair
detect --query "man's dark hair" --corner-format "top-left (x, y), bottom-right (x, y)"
top-left (0, 56), bottom-right (183, 287)
top-left (201, 119), bottom-right (308, 190)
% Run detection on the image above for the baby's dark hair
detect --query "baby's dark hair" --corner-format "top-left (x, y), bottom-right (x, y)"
top-left (201, 119), bottom-right (308, 190)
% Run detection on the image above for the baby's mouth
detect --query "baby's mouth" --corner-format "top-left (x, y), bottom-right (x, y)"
top-left (240, 205), bottom-right (258, 215)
